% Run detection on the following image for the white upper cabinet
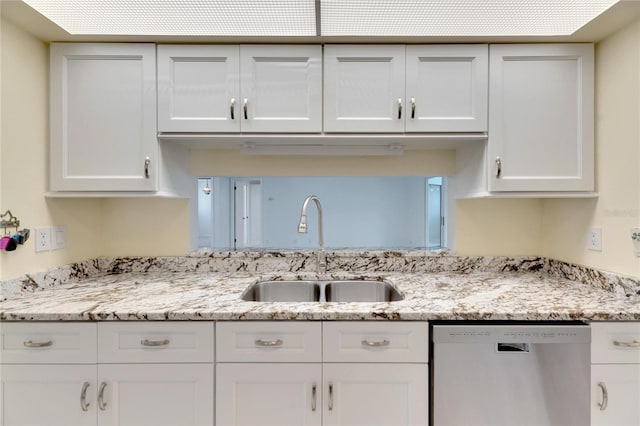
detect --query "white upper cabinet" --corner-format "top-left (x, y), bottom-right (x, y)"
top-left (488, 44), bottom-right (594, 192)
top-left (158, 45), bottom-right (322, 133)
top-left (324, 45), bottom-right (406, 133)
top-left (50, 43), bottom-right (157, 192)
top-left (405, 45), bottom-right (488, 132)
top-left (157, 45), bottom-right (240, 132)
top-left (240, 45), bottom-right (322, 133)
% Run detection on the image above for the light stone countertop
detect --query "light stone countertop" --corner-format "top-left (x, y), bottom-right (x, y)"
top-left (2, 268), bottom-right (639, 321)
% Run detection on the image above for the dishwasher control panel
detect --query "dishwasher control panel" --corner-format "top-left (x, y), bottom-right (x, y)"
top-left (432, 324), bottom-right (591, 344)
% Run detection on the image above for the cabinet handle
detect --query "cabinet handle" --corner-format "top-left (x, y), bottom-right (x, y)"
top-left (243, 98), bottom-right (248, 120)
top-left (597, 382), bottom-right (608, 411)
top-left (311, 383), bottom-right (317, 412)
top-left (361, 339), bottom-right (390, 347)
top-left (397, 98), bottom-right (403, 119)
top-left (495, 156), bottom-right (502, 179)
top-left (254, 338), bottom-right (283, 347)
top-left (613, 340), bottom-right (640, 348)
top-left (23, 340), bottom-right (53, 348)
top-left (230, 98), bottom-right (236, 120)
top-left (144, 157), bottom-right (150, 179)
top-left (141, 338), bottom-right (170, 347)
top-left (80, 382), bottom-right (90, 412)
top-left (98, 382), bottom-right (108, 411)
top-left (328, 382), bottom-right (334, 411)
top-left (411, 97), bottom-right (416, 119)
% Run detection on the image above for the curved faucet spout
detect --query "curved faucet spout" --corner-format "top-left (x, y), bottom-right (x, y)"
top-left (297, 195), bottom-right (325, 273)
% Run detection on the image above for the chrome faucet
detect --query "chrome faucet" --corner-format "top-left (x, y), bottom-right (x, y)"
top-left (297, 195), bottom-right (326, 274)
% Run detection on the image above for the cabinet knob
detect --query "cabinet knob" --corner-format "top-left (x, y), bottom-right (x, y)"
top-left (495, 156), bottom-right (502, 179)
top-left (411, 97), bottom-right (416, 119)
top-left (243, 98), bottom-right (248, 120)
top-left (397, 98), bottom-right (403, 119)
top-left (230, 98), bottom-right (236, 120)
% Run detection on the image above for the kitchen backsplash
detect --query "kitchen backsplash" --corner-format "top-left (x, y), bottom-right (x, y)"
top-left (2, 251), bottom-right (639, 302)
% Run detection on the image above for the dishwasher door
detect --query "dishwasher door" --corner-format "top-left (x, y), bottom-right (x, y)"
top-left (432, 324), bottom-right (590, 426)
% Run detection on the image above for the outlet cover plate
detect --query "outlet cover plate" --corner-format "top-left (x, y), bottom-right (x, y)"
top-left (35, 227), bottom-right (51, 252)
top-left (588, 227), bottom-right (602, 251)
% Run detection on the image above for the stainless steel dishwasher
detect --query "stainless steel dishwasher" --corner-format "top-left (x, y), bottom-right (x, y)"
top-left (431, 322), bottom-right (590, 426)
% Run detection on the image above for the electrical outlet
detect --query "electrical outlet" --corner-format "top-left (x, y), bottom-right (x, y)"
top-left (631, 227), bottom-right (640, 257)
top-left (34, 227), bottom-right (51, 252)
top-left (588, 227), bottom-right (602, 251)
top-left (51, 226), bottom-right (66, 250)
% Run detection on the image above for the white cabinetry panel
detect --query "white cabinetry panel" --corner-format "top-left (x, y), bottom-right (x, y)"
top-left (240, 45), bottom-right (322, 133)
top-left (323, 364), bottom-right (428, 426)
top-left (216, 363), bottom-right (321, 426)
top-left (158, 45), bottom-right (240, 132)
top-left (324, 45), bottom-right (406, 133)
top-left (405, 45), bottom-right (487, 132)
top-left (488, 44), bottom-right (594, 192)
top-left (591, 364), bottom-right (640, 426)
top-left (50, 43), bottom-right (157, 191)
top-left (0, 365), bottom-right (96, 426)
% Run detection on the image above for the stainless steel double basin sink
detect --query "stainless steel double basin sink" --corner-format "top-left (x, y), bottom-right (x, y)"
top-left (242, 280), bottom-right (403, 303)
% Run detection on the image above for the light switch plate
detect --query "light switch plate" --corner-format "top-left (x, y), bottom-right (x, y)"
top-left (51, 226), bottom-right (66, 250)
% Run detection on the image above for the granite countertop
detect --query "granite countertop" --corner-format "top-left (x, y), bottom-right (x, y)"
top-left (2, 251), bottom-right (640, 321)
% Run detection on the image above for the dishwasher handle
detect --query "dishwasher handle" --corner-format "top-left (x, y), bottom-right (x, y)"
top-left (497, 343), bottom-right (530, 352)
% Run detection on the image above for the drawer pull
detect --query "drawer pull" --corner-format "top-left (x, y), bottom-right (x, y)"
top-left (328, 382), bottom-right (334, 411)
top-left (24, 340), bottom-right (53, 348)
top-left (141, 339), bottom-right (170, 347)
top-left (98, 382), bottom-right (108, 411)
top-left (80, 382), bottom-right (90, 411)
top-left (311, 383), bottom-right (317, 412)
top-left (255, 339), bottom-right (283, 347)
top-left (597, 382), bottom-right (608, 411)
top-left (613, 340), bottom-right (640, 348)
top-left (397, 98), bottom-right (403, 119)
top-left (361, 339), bottom-right (390, 347)
top-left (230, 98), bottom-right (236, 120)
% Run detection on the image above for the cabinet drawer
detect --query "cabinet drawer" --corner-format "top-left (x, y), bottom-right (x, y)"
top-left (592, 322), bottom-right (640, 364)
top-left (0, 322), bottom-right (96, 364)
top-left (98, 322), bottom-right (214, 363)
top-left (216, 322), bottom-right (321, 363)
top-left (323, 322), bottom-right (428, 363)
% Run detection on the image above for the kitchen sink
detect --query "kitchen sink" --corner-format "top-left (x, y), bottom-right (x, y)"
top-left (241, 280), bottom-right (321, 302)
top-left (325, 280), bottom-right (403, 302)
top-left (242, 279), bottom-right (403, 302)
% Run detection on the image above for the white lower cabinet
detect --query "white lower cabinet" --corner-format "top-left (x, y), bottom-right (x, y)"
top-left (215, 321), bottom-right (429, 426)
top-left (0, 365), bottom-right (96, 426)
top-left (590, 322), bottom-right (640, 426)
top-left (97, 364), bottom-right (214, 426)
top-left (216, 364), bottom-right (321, 426)
top-left (323, 364), bottom-right (428, 426)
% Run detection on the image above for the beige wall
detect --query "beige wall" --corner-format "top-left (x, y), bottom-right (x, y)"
top-left (0, 17), bottom-right (189, 279)
top-left (0, 17), bottom-right (105, 279)
top-left (541, 19), bottom-right (640, 278)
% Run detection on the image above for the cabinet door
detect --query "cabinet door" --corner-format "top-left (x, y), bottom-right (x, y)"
top-left (97, 364), bottom-right (213, 426)
top-left (157, 45), bottom-right (240, 132)
top-left (240, 45), bottom-right (322, 133)
top-left (216, 363), bottom-right (321, 426)
top-left (324, 45), bottom-right (406, 133)
top-left (50, 43), bottom-right (157, 191)
top-left (488, 44), bottom-right (594, 192)
top-left (0, 365), bottom-right (96, 426)
top-left (591, 364), bottom-right (640, 426)
top-left (323, 364), bottom-right (428, 426)
top-left (406, 45), bottom-right (488, 132)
